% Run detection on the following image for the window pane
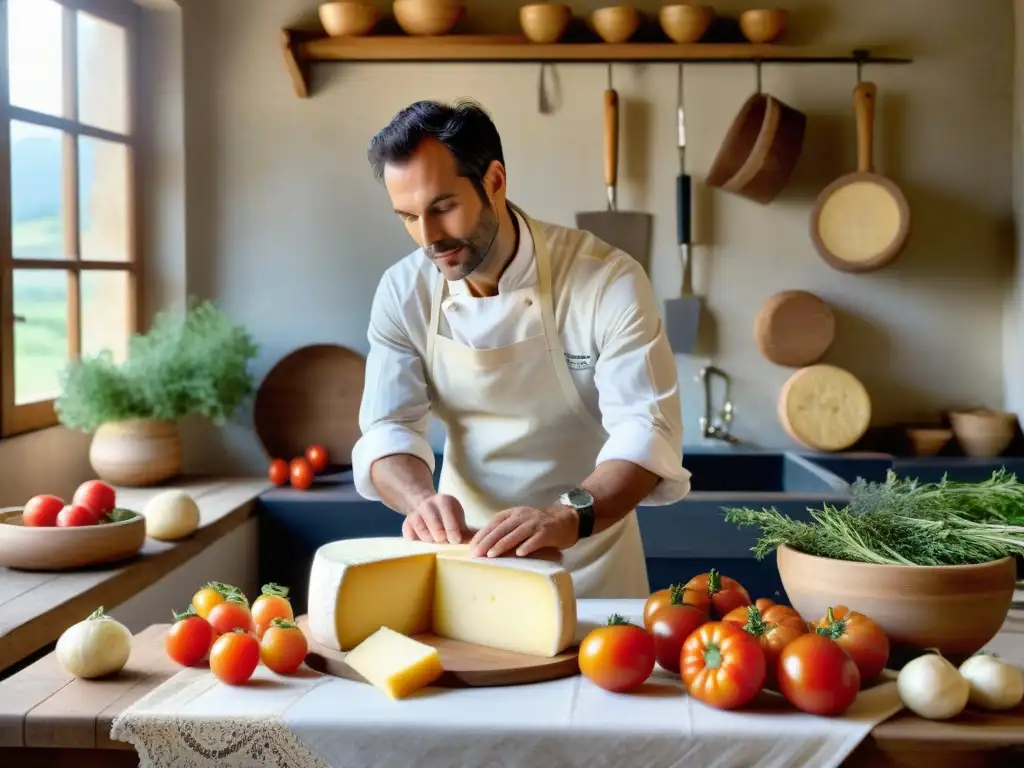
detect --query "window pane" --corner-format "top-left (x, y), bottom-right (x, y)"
top-left (79, 137), bottom-right (130, 261)
top-left (77, 11), bottom-right (129, 134)
top-left (81, 270), bottom-right (130, 363)
top-left (11, 121), bottom-right (67, 261)
top-left (8, 0), bottom-right (65, 117)
top-left (14, 270), bottom-right (69, 405)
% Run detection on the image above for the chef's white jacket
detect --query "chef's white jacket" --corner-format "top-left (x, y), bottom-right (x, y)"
top-left (352, 207), bottom-right (692, 506)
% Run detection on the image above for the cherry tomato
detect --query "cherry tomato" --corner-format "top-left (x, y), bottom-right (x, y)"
top-left (165, 608), bottom-right (214, 667)
top-left (683, 569), bottom-right (752, 619)
top-left (680, 620), bottom-right (766, 710)
top-left (22, 494), bottom-right (64, 527)
top-left (723, 599), bottom-right (807, 687)
top-left (260, 619), bottom-right (308, 675)
top-left (268, 458), bottom-right (289, 486)
top-left (72, 480), bottom-right (116, 519)
top-left (643, 582), bottom-right (709, 630)
top-left (56, 504), bottom-right (96, 527)
top-left (252, 583), bottom-right (294, 638)
top-left (209, 629), bottom-right (261, 685)
top-left (191, 581), bottom-right (245, 619)
top-left (648, 589), bottom-right (709, 673)
top-left (305, 444), bottom-right (329, 474)
top-left (578, 614), bottom-right (656, 693)
top-left (289, 457), bottom-right (314, 490)
top-left (777, 632), bottom-right (861, 716)
top-left (811, 605), bottom-right (890, 682)
top-left (207, 599), bottom-right (254, 636)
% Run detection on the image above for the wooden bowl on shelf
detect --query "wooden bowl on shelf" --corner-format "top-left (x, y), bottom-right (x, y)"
top-left (659, 4), bottom-right (713, 43)
top-left (519, 3), bottom-right (572, 44)
top-left (949, 408), bottom-right (1018, 458)
top-left (590, 5), bottom-right (640, 44)
top-left (318, 1), bottom-right (381, 37)
top-left (739, 8), bottom-right (787, 44)
top-left (905, 427), bottom-right (953, 457)
top-left (393, 0), bottom-right (465, 36)
top-left (0, 507), bottom-right (146, 571)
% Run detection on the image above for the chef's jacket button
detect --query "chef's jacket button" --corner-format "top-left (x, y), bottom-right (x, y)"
top-left (443, 298), bottom-right (457, 311)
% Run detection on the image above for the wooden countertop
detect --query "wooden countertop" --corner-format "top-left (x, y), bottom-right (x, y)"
top-left (0, 477), bottom-right (271, 677)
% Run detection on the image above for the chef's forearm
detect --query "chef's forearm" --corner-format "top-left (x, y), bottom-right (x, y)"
top-left (577, 459), bottom-right (661, 533)
top-left (369, 454), bottom-right (436, 516)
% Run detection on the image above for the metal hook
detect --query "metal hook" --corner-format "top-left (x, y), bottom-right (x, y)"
top-left (853, 49), bottom-right (867, 84)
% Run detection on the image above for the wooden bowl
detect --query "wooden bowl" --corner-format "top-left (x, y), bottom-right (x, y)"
top-left (519, 3), bottom-right (572, 44)
top-left (590, 5), bottom-right (640, 44)
top-left (318, 1), bottom-right (381, 37)
top-left (659, 4), bottom-right (713, 43)
top-left (905, 427), bottom-right (953, 457)
top-left (739, 8), bottom-right (787, 44)
top-left (949, 409), bottom-right (1017, 458)
top-left (393, 0), bottom-right (465, 36)
top-left (0, 507), bottom-right (146, 571)
top-left (777, 544), bottom-right (1016, 666)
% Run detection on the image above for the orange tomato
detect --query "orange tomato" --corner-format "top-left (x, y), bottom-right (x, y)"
top-left (722, 599), bottom-right (806, 686)
top-left (268, 458), bottom-right (289, 486)
top-left (166, 609), bottom-right (214, 667)
top-left (191, 581), bottom-right (246, 619)
top-left (260, 619), bottom-right (308, 675)
top-left (208, 599), bottom-right (254, 636)
top-left (210, 630), bottom-right (260, 685)
top-left (289, 457), bottom-right (314, 490)
top-left (578, 614), bottom-right (656, 693)
top-left (252, 583), bottom-right (294, 638)
top-left (305, 444), bottom-right (329, 473)
top-left (778, 633), bottom-right (861, 716)
top-left (683, 568), bottom-right (752, 619)
top-left (811, 605), bottom-right (890, 682)
top-left (643, 582), bottom-right (709, 630)
top-left (680, 620), bottom-right (767, 710)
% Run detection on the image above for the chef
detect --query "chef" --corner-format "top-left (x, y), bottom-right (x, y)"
top-left (351, 99), bottom-right (692, 599)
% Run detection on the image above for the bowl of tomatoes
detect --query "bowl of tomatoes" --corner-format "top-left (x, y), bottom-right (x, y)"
top-left (0, 481), bottom-right (146, 570)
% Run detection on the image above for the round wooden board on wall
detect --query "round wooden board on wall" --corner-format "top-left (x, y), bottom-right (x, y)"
top-left (753, 289), bottom-right (836, 367)
top-left (778, 364), bottom-right (871, 452)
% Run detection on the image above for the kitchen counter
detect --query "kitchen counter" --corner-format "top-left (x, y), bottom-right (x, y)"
top-left (0, 477), bottom-right (271, 678)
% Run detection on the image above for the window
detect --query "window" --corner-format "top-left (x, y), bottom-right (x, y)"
top-left (0, 0), bottom-right (140, 437)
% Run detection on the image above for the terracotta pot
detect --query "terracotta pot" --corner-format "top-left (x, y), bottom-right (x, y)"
top-left (89, 418), bottom-right (182, 487)
top-left (777, 544), bottom-right (1015, 666)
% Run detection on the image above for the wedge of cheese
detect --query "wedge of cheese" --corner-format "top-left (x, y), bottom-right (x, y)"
top-left (343, 627), bottom-right (444, 699)
top-left (306, 537), bottom-right (576, 657)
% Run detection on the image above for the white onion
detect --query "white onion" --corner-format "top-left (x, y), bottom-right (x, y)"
top-left (56, 606), bottom-right (132, 679)
top-left (896, 651), bottom-right (969, 720)
top-left (958, 653), bottom-right (1024, 711)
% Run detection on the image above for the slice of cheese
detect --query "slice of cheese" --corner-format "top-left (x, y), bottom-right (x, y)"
top-left (343, 626), bottom-right (444, 699)
top-left (306, 537), bottom-right (576, 657)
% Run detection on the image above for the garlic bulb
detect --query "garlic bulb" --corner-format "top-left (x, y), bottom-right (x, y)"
top-left (56, 606), bottom-right (132, 679)
top-left (959, 653), bottom-right (1024, 711)
top-left (896, 651), bottom-right (969, 720)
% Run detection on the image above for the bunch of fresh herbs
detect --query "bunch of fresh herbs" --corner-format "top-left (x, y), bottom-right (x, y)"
top-left (723, 469), bottom-right (1024, 567)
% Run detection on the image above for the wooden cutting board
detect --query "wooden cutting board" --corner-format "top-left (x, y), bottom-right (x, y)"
top-left (296, 616), bottom-right (580, 688)
top-left (754, 289), bottom-right (835, 367)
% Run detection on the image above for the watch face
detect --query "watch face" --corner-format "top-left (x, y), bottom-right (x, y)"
top-left (565, 487), bottom-right (594, 508)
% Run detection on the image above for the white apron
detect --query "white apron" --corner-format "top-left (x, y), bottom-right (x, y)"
top-left (424, 205), bottom-right (650, 599)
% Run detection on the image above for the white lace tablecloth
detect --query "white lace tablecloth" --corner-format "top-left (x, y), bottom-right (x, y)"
top-left (111, 599), bottom-right (905, 768)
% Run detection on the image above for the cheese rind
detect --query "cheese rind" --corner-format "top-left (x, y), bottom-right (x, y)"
top-left (306, 538), bottom-right (577, 657)
top-left (343, 627), bottom-right (443, 699)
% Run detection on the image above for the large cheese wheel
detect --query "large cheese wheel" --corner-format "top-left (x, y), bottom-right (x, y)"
top-left (777, 364), bottom-right (871, 451)
top-left (306, 538), bottom-right (577, 658)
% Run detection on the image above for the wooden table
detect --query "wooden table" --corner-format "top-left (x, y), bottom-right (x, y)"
top-left (0, 604), bottom-right (1021, 767)
top-left (0, 477), bottom-right (271, 677)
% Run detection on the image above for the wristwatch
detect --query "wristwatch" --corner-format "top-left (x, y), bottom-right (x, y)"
top-left (559, 486), bottom-right (595, 540)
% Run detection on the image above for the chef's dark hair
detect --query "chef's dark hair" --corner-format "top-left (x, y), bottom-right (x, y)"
top-left (368, 99), bottom-right (504, 200)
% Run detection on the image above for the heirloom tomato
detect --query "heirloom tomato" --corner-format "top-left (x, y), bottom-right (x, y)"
top-left (812, 605), bottom-right (890, 682)
top-left (682, 569), bottom-right (752, 619)
top-left (578, 614), bottom-right (656, 693)
top-left (680, 621), bottom-right (766, 710)
top-left (777, 633), bottom-right (861, 716)
top-left (722, 599), bottom-right (807, 686)
top-left (643, 582), bottom-right (708, 630)
top-left (647, 584), bottom-right (709, 673)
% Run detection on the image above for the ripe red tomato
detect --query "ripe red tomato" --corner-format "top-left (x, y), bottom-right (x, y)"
top-left (252, 583), bottom-right (294, 638)
top-left (56, 504), bottom-right (97, 527)
top-left (22, 494), bottom-right (65, 527)
top-left (777, 632), bottom-right (861, 716)
top-left (648, 593), bottom-right (709, 673)
top-left (73, 480), bottom-right (116, 519)
top-left (260, 619), bottom-right (308, 675)
top-left (267, 458), bottom-right (289, 486)
top-left (683, 569), bottom-right (752, 619)
top-left (578, 614), bottom-right (656, 693)
top-left (643, 583), bottom-right (709, 630)
top-left (680, 620), bottom-right (767, 710)
top-left (305, 444), bottom-right (329, 474)
top-left (166, 609), bottom-right (214, 667)
top-left (289, 457), bottom-right (314, 490)
top-left (811, 605), bottom-right (890, 682)
top-left (207, 599), bottom-right (255, 636)
top-left (209, 629), bottom-right (260, 685)
top-left (722, 599), bottom-right (807, 686)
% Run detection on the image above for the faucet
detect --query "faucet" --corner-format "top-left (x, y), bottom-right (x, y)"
top-left (697, 365), bottom-right (739, 444)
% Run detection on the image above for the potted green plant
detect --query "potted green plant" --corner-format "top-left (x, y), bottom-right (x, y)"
top-left (55, 299), bottom-right (259, 487)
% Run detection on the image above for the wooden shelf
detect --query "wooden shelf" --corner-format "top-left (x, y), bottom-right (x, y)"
top-left (281, 30), bottom-right (913, 99)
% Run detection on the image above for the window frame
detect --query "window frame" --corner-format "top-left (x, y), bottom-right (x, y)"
top-left (0, 0), bottom-right (143, 437)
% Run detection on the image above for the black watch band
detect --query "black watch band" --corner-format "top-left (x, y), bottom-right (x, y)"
top-left (560, 487), bottom-right (596, 539)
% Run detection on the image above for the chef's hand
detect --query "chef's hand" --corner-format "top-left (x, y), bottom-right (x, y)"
top-left (469, 505), bottom-right (578, 558)
top-left (403, 493), bottom-right (471, 545)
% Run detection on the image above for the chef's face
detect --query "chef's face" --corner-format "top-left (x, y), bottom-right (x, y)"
top-left (383, 138), bottom-right (502, 281)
